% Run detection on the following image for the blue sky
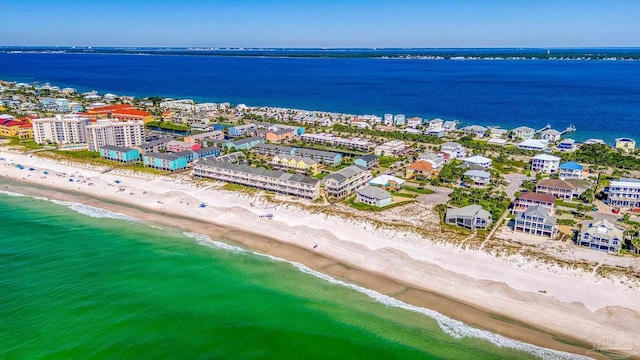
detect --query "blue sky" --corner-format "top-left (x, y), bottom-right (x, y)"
top-left (2, 0), bottom-right (638, 48)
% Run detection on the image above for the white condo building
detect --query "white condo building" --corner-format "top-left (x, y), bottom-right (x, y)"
top-left (32, 114), bottom-right (91, 145)
top-left (86, 120), bottom-right (146, 151)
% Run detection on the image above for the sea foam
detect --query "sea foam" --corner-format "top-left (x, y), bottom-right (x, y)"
top-left (0, 190), bottom-right (25, 197)
top-left (49, 200), bottom-right (138, 222)
top-left (186, 232), bottom-right (591, 360)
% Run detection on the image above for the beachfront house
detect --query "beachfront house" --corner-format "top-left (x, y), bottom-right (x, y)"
top-left (193, 158), bottom-right (321, 200)
top-left (425, 126), bottom-right (445, 137)
top-left (369, 174), bottom-right (405, 192)
top-left (461, 155), bottom-right (492, 168)
top-left (606, 178), bottom-right (640, 209)
top-left (513, 205), bottom-right (559, 238)
top-left (428, 118), bottom-right (443, 129)
top-left (541, 129), bottom-right (562, 142)
top-left (354, 154), bottom-right (378, 170)
top-left (442, 120), bottom-right (458, 133)
top-left (512, 192), bottom-right (556, 215)
top-left (393, 114), bottom-right (406, 126)
top-left (445, 205), bottom-right (492, 230)
top-left (461, 125), bottom-right (488, 137)
top-left (142, 152), bottom-right (188, 172)
top-left (405, 160), bottom-right (433, 180)
top-left (531, 153), bottom-right (561, 174)
top-left (99, 145), bottom-right (140, 163)
top-left (512, 126), bottom-right (535, 140)
top-left (440, 142), bottom-right (466, 159)
top-left (578, 220), bottom-right (624, 252)
top-left (356, 186), bottom-right (392, 208)
top-left (323, 165), bottom-right (372, 199)
top-left (407, 117), bottom-right (423, 128)
top-left (463, 169), bottom-right (491, 186)
top-left (517, 139), bottom-right (548, 151)
top-left (615, 138), bottom-right (636, 154)
top-left (489, 127), bottom-right (508, 139)
top-left (557, 138), bottom-right (577, 151)
top-left (558, 162), bottom-right (584, 180)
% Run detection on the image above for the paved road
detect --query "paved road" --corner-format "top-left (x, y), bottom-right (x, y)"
top-left (504, 173), bottom-right (531, 199)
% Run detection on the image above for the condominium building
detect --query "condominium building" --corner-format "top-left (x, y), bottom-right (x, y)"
top-left (85, 120), bottom-right (145, 151)
top-left (271, 154), bottom-right (319, 175)
top-left (606, 178), bottom-right (640, 209)
top-left (32, 114), bottom-right (91, 145)
top-left (300, 133), bottom-right (375, 152)
top-left (323, 165), bottom-right (372, 199)
top-left (193, 158), bottom-right (320, 199)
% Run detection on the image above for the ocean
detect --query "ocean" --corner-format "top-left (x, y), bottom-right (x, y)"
top-left (0, 188), bottom-right (584, 360)
top-left (1, 51), bottom-right (640, 143)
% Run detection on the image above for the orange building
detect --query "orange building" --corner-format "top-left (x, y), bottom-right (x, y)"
top-left (85, 104), bottom-right (154, 123)
top-left (265, 129), bottom-right (295, 143)
top-left (405, 160), bottom-right (433, 180)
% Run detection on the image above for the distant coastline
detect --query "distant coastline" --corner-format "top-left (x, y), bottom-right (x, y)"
top-left (2, 46), bottom-right (640, 61)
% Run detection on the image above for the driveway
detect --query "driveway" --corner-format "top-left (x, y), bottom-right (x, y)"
top-left (504, 173), bottom-right (531, 199)
top-left (414, 184), bottom-right (453, 205)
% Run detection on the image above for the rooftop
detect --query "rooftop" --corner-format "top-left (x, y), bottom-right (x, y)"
top-left (517, 192), bottom-right (556, 203)
top-left (357, 185), bottom-right (392, 201)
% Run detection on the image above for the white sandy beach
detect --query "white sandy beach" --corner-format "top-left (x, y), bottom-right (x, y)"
top-left (1, 148), bottom-right (639, 358)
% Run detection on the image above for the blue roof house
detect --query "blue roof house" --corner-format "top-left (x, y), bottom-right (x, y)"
top-left (558, 162), bottom-right (584, 180)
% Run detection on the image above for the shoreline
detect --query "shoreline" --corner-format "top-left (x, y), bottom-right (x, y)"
top-left (0, 180), bottom-right (597, 359)
top-left (1, 149), bottom-right (639, 358)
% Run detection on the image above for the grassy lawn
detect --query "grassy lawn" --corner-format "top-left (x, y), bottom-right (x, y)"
top-left (554, 199), bottom-right (579, 208)
top-left (313, 172), bottom-right (330, 179)
top-left (7, 137), bottom-right (46, 150)
top-left (404, 185), bottom-right (435, 194)
top-left (378, 156), bottom-right (398, 168)
top-left (222, 182), bottom-right (259, 194)
top-left (393, 192), bottom-right (417, 199)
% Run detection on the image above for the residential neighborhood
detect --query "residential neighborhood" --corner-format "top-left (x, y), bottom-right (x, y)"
top-left (2, 79), bottom-right (640, 256)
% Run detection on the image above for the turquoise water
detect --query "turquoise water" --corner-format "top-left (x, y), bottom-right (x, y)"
top-left (0, 191), bottom-right (570, 359)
